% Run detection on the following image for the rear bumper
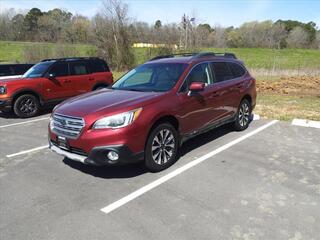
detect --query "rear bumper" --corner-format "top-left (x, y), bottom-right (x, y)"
top-left (0, 98), bottom-right (12, 111)
top-left (49, 140), bottom-right (144, 166)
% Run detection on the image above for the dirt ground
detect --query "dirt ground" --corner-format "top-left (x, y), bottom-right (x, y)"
top-left (256, 76), bottom-right (320, 97)
top-left (255, 76), bottom-right (320, 121)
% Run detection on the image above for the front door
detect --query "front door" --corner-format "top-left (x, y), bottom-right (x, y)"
top-left (42, 62), bottom-right (73, 101)
top-left (177, 62), bottom-right (218, 135)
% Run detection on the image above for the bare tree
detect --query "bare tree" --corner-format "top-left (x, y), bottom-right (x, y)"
top-left (93, 0), bottom-right (134, 70)
top-left (287, 26), bottom-right (309, 48)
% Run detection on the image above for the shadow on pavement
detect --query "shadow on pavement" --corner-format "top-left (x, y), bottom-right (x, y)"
top-left (0, 106), bottom-right (53, 119)
top-left (63, 123), bottom-right (234, 178)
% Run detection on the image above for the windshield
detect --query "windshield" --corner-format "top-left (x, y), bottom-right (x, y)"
top-left (22, 62), bottom-right (53, 78)
top-left (112, 63), bottom-right (188, 92)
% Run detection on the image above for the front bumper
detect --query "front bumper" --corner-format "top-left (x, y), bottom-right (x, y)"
top-left (49, 141), bottom-right (144, 166)
top-left (0, 98), bottom-right (12, 111)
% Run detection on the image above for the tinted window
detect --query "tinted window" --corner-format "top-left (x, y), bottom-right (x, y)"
top-left (91, 60), bottom-right (109, 73)
top-left (70, 61), bottom-right (89, 75)
top-left (186, 63), bottom-right (212, 85)
top-left (0, 66), bottom-right (13, 76)
top-left (228, 62), bottom-right (246, 78)
top-left (211, 62), bottom-right (233, 82)
top-left (48, 63), bottom-right (69, 77)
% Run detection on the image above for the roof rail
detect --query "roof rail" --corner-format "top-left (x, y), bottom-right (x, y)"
top-left (41, 57), bottom-right (100, 62)
top-left (148, 52), bottom-right (237, 62)
top-left (193, 52), bottom-right (237, 59)
top-left (149, 52), bottom-right (197, 61)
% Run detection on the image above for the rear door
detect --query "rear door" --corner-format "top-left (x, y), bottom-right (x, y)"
top-left (68, 61), bottom-right (92, 95)
top-left (42, 62), bottom-right (73, 100)
top-left (90, 59), bottom-right (113, 86)
top-left (210, 61), bottom-right (241, 118)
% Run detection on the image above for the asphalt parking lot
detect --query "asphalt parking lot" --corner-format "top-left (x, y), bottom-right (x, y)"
top-left (0, 112), bottom-right (319, 240)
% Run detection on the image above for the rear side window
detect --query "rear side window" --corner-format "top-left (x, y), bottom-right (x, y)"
top-left (228, 62), bottom-right (246, 78)
top-left (210, 62), bottom-right (233, 82)
top-left (70, 61), bottom-right (89, 75)
top-left (48, 63), bottom-right (69, 77)
top-left (90, 59), bottom-right (109, 73)
top-left (0, 66), bottom-right (13, 76)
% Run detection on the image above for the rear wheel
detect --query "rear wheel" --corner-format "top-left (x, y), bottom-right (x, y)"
top-left (233, 99), bottom-right (251, 131)
top-left (145, 123), bottom-right (179, 172)
top-left (13, 94), bottom-right (40, 118)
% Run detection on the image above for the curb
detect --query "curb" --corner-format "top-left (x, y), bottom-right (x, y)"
top-left (292, 119), bottom-right (320, 129)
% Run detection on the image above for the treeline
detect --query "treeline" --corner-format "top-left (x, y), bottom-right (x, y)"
top-left (0, 0), bottom-right (319, 69)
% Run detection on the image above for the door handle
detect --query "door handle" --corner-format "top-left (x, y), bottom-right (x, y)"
top-left (63, 79), bottom-right (71, 83)
top-left (88, 78), bottom-right (94, 81)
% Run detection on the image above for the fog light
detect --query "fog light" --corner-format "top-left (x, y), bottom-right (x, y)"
top-left (107, 151), bottom-right (119, 161)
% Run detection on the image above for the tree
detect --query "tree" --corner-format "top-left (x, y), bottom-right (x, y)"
top-left (23, 8), bottom-right (43, 40)
top-left (93, 0), bottom-right (134, 70)
top-left (286, 26), bottom-right (309, 48)
top-left (154, 20), bottom-right (162, 29)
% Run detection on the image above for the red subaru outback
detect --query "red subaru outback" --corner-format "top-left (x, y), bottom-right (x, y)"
top-left (49, 52), bottom-right (256, 172)
top-left (0, 57), bottom-right (113, 118)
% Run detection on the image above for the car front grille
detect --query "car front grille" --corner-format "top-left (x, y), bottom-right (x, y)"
top-left (51, 113), bottom-right (85, 139)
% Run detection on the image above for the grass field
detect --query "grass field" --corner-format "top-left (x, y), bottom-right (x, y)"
top-left (0, 41), bottom-right (95, 63)
top-left (1, 41), bottom-right (319, 121)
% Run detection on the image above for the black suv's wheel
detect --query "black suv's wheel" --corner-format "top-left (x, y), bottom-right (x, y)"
top-left (233, 99), bottom-right (251, 131)
top-left (13, 94), bottom-right (40, 118)
top-left (145, 123), bottom-right (179, 172)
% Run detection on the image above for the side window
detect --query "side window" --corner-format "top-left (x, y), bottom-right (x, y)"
top-left (70, 61), bottom-right (89, 75)
top-left (185, 63), bottom-right (212, 88)
top-left (228, 62), bottom-right (246, 78)
top-left (91, 60), bottom-right (107, 73)
top-left (48, 63), bottom-right (69, 77)
top-left (211, 62), bottom-right (233, 82)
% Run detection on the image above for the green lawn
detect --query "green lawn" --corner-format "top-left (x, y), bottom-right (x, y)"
top-left (1, 41), bottom-right (320, 70)
top-left (0, 41), bottom-right (95, 63)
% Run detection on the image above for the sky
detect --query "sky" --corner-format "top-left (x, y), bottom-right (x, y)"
top-left (0, 0), bottom-right (319, 28)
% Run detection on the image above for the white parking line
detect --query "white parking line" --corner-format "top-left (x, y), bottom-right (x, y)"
top-left (0, 117), bottom-right (49, 129)
top-left (6, 145), bottom-right (49, 158)
top-left (292, 119), bottom-right (320, 129)
top-left (100, 120), bottom-right (278, 214)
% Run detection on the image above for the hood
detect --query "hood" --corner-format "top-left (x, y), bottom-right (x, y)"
top-left (55, 89), bottom-right (166, 118)
top-left (0, 76), bottom-right (23, 83)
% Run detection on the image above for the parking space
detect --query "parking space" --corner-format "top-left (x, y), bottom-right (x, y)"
top-left (0, 116), bottom-right (319, 239)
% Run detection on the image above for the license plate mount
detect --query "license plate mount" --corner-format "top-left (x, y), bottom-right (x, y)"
top-left (57, 136), bottom-right (69, 150)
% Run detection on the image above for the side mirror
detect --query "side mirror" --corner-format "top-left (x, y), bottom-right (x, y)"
top-left (189, 82), bottom-right (205, 92)
top-left (48, 73), bottom-right (56, 80)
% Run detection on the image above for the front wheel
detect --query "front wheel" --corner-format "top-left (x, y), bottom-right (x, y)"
top-left (13, 94), bottom-right (40, 118)
top-left (145, 123), bottom-right (179, 172)
top-left (233, 99), bottom-right (251, 131)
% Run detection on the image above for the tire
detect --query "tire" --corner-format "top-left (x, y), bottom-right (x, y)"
top-left (13, 94), bottom-right (40, 118)
top-left (233, 99), bottom-right (251, 131)
top-left (145, 123), bottom-right (179, 172)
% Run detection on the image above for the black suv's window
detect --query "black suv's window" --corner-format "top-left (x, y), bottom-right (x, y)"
top-left (90, 59), bottom-right (109, 73)
top-left (210, 62), bottom-right (233, 82)
top-left (70, 61), bottom-right (89, 75)
top-left (48, 63), bottom-right (69, 77)
top-left (0, 66), bottom-right (13, 76)
top-left (228, 62), bottom-right (246, 78)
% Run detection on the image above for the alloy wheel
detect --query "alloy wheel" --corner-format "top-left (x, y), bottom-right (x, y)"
top-left (151, 129), bottom-right (175, 165)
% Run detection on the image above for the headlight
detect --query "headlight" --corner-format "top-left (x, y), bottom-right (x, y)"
top-left (0, 86), bottom-right (6, 94)
top-left (93, 108), bottom-right (142, 129)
